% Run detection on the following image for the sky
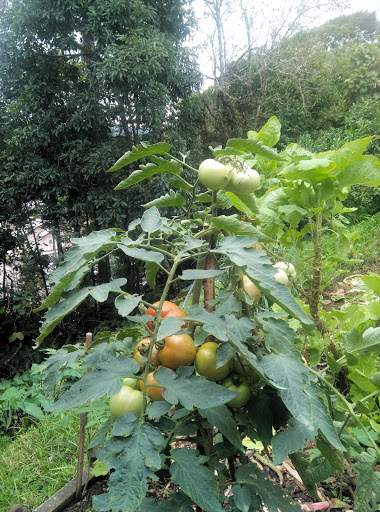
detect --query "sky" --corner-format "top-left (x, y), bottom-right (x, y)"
top-left (190, 0), bottom-right (380, 86)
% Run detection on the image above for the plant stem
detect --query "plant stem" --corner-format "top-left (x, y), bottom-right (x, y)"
top-left (165, 153), bottom-right (199, 174)
top-left (309, 367), bottom-right (380, 459)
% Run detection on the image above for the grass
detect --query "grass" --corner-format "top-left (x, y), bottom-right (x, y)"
top-left (0, 411), bottom-right (81, 510)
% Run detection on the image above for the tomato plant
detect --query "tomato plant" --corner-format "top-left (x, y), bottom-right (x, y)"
top-left (35, 118), bottom-right (380, 512)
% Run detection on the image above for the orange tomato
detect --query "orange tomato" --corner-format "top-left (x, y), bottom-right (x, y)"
top-left (133, 338), bottom-right (160, 367)
top-left (158, 334), bottom-right (196, 370)
top-left (140, 368), bottom-right (164, 402)
top-left (146, 300), bottom-right (187, 332)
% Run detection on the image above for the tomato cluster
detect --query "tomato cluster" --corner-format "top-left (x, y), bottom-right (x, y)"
top-left (109, 301), bottom-right (257, 416)
top-left (198, 158), bottom-right (260, 196)
top-left (195, 341), bottom-right (251, 408)
top-left (109, 301), bottom-right (196, 414)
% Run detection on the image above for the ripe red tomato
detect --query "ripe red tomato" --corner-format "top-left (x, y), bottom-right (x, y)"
top-left (133, 338), bottom-right (160, 367)
top-left (158, 334), bottom-right (196, 370)
top-left (109, 385), bottom-right (144, 418)
top-left (146, 301), bottom-right (187, 332)
top-left (139, 368), bottom-right (164, 402)
top-left (195, 342), bottom-right (232, 381)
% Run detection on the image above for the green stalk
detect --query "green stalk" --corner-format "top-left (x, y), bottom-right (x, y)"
top-left (309, 367), bottom-right (380, 459)
top-left (140, 257), bottom-right (181, 416)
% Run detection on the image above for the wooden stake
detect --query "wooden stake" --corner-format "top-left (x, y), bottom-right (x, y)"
top-left (75, 332), bottom-right (93, 501)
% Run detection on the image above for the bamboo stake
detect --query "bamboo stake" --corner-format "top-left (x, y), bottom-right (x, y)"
top-left (75, 332), bottom-right (93, 501)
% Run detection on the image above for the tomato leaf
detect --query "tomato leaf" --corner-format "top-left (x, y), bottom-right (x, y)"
top-left (212, 215), bottom-right (273, 242)
top-left (157, 317), bottom-right (185, 339)
top-left (139, 492), bottom-right (194, 511)
top-left (119, 244), bottom-right (164, 263)
top-left (36, 229), bottom-right (120, 311)
top-left (146, 401), bottom-right (172, 420)
top-left (326, 137), bottom-right (373, 171)
top-left (352, 448), bottom-right (380, 512)
top-left (199, 405), bottom-right (244, 452)
top-left (336, 155), bottom-right (380, 188)
top-left (343, 327), bottom-right (380, 354)
top-left (154, 367), bottom-right (238, 409)
top-left (235, 464), bottom-right (302, 512)
top-left (88, 417), bottom-right (115, 450)
top-left (43, 346), bottom-right (85, 395)
top-left (218, 236), bottom-right (313, 326)
top-left (115, 294), bottom-right (142, 317)
top-left (141, 207), bottom-right (165, 232)
top-left (225, 138), bottom-right (285, 161)
top-left (280, 158), bottom-right (336, 186)
top-left (225, 191), bottom-right (259, 215)
top-left (47, 355), bottom-right (139, 411)
top-left (36, 279), bottom-right (127, 346)
top-left (272, 417), bottom-right (316, 464)
top-left (93, 420), bottom-right (165, 512)
top-left (143, 189), bottom-right (186, 209)
top-left (145, 261), bottom-right (159, 289)
top-left (170, 448), bottom-right (224, 512)
top-left (179, 269), bottom-right (228, 280)
top-left (108, 142), bottom-right (172, 172)
top-left (257, 116), bottom-right (281, 147)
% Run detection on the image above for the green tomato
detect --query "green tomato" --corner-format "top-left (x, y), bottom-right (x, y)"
top-left (274, 261), bottom-right (296, 280)
top-left (221, 374), bottom-right (251, 408)
top-left (122, 377), bottom-right (138, 389)
top-left (109, 385), bottom-right (144, 418)
top-left (198, 159), bottom-right (231, 190)
top-left (225, 163), bottom-right (260, 195)
top-left (273, 268), bottom-right (289, 286)
top-left (195, 341), bottom-right (232, 381)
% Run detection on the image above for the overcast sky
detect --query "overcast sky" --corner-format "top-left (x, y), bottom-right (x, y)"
top-left (190, 0), bottom-right (380, 84)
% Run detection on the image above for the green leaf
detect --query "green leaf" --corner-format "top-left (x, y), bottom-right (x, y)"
top-left (139, 492), bottom-right (194, 511)
top-left (37, 230), bottom-right (119, 311)
top-left (149, 155), bottom-right (182, 174)
top-left (179, 269), bottom-right (228, 280)
top-left (272, 418), bottom-right (316, 464)
top-left (362, 273), bottom-right (380, 294)
top-left (145, 261), bottom-right (159, 289)
top-left (154, 367), bottom-right (238, 409)
top-left (277, 205), bottom-right (307, 228)
top-left (141, 207), bottom-right (164, 233)
top-left (235, 464), bottom-right (302, 512)
top-left (170, 448), bottom-right (224, 512)
top-left (157, 317), bottom-right (185, 339)
top-left (36, 279), bottom-right (127, 345)
top-left (115, 294), bottom-right (142, 317)
top-left (226, 138), bottom-right (285, 161)
top-left (353, 448), bottom-right (380, 512)
top-left (20, 401), bottom-right (44, 420)
top-left (257, 116), bottom-right (281, 147)
top-left (225, 191), bottom-right (259, 216)
top-left (119, 244), bottom-right (164, 263)
top-left (326, 137), bottom-right (372, 171)
top-left (344, 327), bottom-right (380, 354)
top-left (146, 401), bottom-right (172, 420)
top-left (168, 174), bottom-right (192, 191)
top-left (88, 417), bottom-right (115, 450)
top-left (48, 355), bottom-right (139, 411)
top-left (108, 142), bottom-right (172, 172)
top-left (143, 189), bottom-right (186, 209)
top-left (212, 216), bottom-right (273, 242)
top-left (218, 236), bottom-right (313, 326)
top-left (43, 346), bottom-right (85, 395)
top-left (337, 155), bottom-right (380, 188)
top-left (280, 158), bottom-right (336, 186)
top-left (232, 485), bottom-right (252, 512)
top-left (199, 405), bottom-right (244, 452)
top-left (94, 420), bottom-right (165, 512)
